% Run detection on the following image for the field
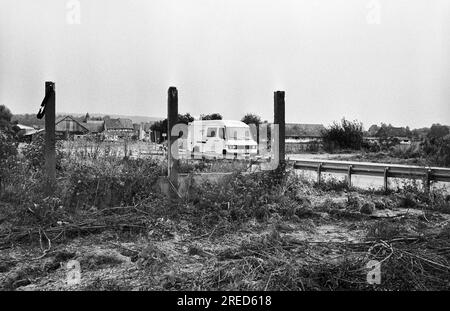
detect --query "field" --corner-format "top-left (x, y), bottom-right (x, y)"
top-left (1, 139), bottom-right (450, 291)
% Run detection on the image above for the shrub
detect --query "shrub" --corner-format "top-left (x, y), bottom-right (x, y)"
top-left (315, 175), bottom-right (349, 192)
top-left (62, 157), bottom-right (161, 209)
top-left (21, 135), bottom-right (64, 171)
top-left (0, 130), bottom-right (19, 193)
top-left (186, 168), bottom-right (306, 229)
top-left (361, 140), bottom-right (380, 153)
top-left (421, 135), bottom-right (450, 167)
top-left (389, 143), bottom-right (421, 159)
top-left (322, 118), bottom-right (364, 152)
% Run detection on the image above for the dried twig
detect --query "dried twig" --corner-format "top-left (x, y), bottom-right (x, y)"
top-left (32, 228), bottom-right (51, 260)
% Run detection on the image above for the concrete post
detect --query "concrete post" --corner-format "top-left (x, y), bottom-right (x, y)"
top-left (44, 81), bottom-right (56, 194)
top-left (274, 91), bottom-right (285, 164)
top-left (273, 90), bottom-right (286, 178)
top-left (167, 87), bottom-right (179, 198)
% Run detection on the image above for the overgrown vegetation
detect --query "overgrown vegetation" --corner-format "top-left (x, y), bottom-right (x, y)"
top-left (322, 118), bottom-right (364, 152)
top-left (2, 105), bottom-right (450, 291)
top-left (1, 149), bottom-right (450, 290)
top-left (421, 135), bottom-right (450, 167)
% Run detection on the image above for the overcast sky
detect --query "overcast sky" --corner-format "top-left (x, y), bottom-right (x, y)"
top-left (0, 0), bottom-right (449, 128)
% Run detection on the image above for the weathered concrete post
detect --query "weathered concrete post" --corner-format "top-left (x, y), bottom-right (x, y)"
top-left (44, 81), bottom-right (56, 194)
top-left (274, 91), bottom-right (286, 168)
top-left (167, 87), bottom-right (179, 198)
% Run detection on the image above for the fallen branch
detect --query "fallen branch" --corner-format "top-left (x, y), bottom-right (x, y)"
top-left (32, 228), bottom-right (51, 260)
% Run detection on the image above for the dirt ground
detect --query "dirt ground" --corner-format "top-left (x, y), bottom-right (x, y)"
top-left (2, 189), bottom-right (450, 291)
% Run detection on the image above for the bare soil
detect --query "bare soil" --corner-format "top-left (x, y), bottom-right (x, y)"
top-left (2, 190), bottom-right (449, 291)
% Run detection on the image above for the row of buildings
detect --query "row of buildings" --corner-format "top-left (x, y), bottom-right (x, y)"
top-left (16, 116), bottom-right (414, 150)
top-left (17, 116), bottom-right (326, 145)
top-left (54, 116), bottom-right (151, 141)
top-left (16, 115), bottom-right (155, 142)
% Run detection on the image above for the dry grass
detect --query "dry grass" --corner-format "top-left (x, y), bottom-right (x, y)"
top-left (1, 138), bottom-right (450, 291)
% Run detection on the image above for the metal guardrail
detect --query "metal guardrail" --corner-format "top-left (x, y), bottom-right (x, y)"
top-left (290, 158), bottom-right (450, 191)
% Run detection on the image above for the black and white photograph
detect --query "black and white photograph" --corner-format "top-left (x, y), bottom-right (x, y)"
top-left (1, 0), bottom-right (450, 298)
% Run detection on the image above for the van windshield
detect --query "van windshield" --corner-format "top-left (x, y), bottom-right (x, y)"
top-left (226, 127), bottom-right (251, 140)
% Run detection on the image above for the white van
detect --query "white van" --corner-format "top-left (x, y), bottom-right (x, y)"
top-left (187, 120), bottom-right (258, 159)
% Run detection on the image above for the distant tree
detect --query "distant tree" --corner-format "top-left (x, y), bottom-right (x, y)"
top-left (422, 134), bottom-right (450, 167)
top-left (11, 113), bottom-right (44, 128)
top-left (428, 124), bottom-right (449, 139)
top-left (412, 127), bottom-right (430, 140)
top-left (0, 105), bottom-right (13, 130)
top-left (405, 126), bottom-right (412, 137)
top-left (0, 105), bottom-right (18, 177)
top-left (241, 113), bottom-right (262, 142)
top-left (200, 113), bottom-right (222, 120)
top-left (150, 113), bottom-right (194, 142)
top-left (241, 113), bottom-right (261, 126)
top-left (150, 119), bottom-right (166, 133)
top-left (322, 118), bottom-right (364, 152)
top-left (84, 112), bottom-right (90, 122)
top-left (367, 124), bottom-right (380, 136)
top-left (380, 123), bottom-right (388, 130)
top-left (178, 113), bottom-right (195, 124)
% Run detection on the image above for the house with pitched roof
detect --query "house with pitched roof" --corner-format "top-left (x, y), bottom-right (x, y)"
top-left (103, 118), bottom-right (134, 141)
top-left (54, 115), bottom-right (106, 140)
top-left (83, 120), bottom-right (105, 134)
top-left (55, 116), bottom-right (90, 139)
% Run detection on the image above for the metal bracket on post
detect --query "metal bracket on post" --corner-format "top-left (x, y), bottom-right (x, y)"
top-left (37, 82), bottom-right (56, 195)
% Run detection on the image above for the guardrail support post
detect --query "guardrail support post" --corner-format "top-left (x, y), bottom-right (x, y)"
top-left (317, 163), bottom-right (323, 185)
top-left (44, 81), bottom-right (56, 195)
top-left (383, 167), bottom-right (389, 193)
top-left (425, 169), bottom-right (432, 193)
top-left (347, 165), bottom-right (353, 188)
top-left (167, 86), bottom-right (179, 199)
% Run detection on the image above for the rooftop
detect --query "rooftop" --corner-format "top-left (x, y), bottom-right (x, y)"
top-left (105, 118), bottom-right (134, 130)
